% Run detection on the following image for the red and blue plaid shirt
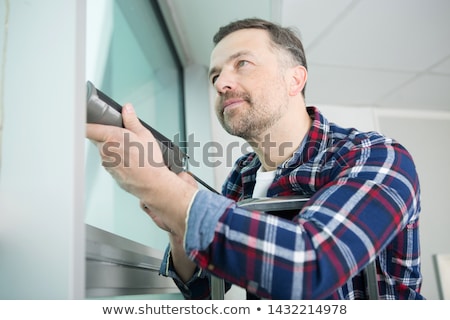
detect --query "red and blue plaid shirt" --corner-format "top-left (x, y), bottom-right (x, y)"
top-left (160, 106), bottom-right (423, 299)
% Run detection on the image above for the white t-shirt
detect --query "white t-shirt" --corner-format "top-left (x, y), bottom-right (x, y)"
top-left (252, 167), bottom-right (276, 198)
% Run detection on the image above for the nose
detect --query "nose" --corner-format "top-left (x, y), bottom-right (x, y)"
top-left (214, 70), bottom-right (235, 95)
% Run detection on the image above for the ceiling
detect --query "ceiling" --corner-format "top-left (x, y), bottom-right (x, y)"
top-left (159, 0), bottom-right (450, 112)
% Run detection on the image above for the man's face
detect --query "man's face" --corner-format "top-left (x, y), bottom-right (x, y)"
top-left (209, 29), bottom-right (290, 141)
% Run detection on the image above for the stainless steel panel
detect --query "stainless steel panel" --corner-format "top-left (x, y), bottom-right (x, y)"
top-left (86, 224), bottom-right (178, 298)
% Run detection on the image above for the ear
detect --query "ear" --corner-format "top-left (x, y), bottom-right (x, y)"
top-left (288, 65), bottom-right (307, 97)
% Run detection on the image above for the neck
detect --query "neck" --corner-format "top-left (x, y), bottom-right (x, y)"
top-left (249, 105), bottom-right (311, 171)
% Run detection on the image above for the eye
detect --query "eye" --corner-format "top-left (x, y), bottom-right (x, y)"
top-left (211, 74), bottom-right (219, 85)
top-left (237, 60), bottom-right (249, 68)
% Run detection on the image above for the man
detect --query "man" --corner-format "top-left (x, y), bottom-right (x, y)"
top-left (87, 18), bottom-right (423, 299)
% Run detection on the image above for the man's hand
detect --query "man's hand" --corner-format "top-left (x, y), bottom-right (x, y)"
top-left (86, 103), bottom-right (168, 199)
top-left (139, 171), bottom-right (198, 235)
top-left (86, 103), bottom-right (198, 238)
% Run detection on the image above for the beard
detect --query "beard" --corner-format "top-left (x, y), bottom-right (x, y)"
top-left (216, 89), bottom-right (288, 141)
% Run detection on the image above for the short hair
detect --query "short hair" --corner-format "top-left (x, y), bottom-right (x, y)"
top-left (213, 18), bottom-right (308, 96)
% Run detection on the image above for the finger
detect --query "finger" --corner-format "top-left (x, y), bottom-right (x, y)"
top-left (121, 103), bottom-right (166, 168)
top-left (86, 122), bottom-right (121, 143)
top-left (122, 103), bottom-right (147, 136)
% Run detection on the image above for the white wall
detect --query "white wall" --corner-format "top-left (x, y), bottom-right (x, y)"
top-left (0, 0), bottom-right (86, 299)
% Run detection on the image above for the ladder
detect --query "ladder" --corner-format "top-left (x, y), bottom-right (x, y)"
top-left (210, 195), bottom-right (379, 300)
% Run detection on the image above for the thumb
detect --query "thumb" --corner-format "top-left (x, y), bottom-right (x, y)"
top-left (122, 103), bottom-right (145, 134)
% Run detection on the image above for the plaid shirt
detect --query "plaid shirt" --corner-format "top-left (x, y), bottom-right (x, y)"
top-left (160, 106), bottom-right (423, 299)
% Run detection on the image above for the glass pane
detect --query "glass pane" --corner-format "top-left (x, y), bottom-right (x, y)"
top-left (85, 0), bottom-right (184, 251)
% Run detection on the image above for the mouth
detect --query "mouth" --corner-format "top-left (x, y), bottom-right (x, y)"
top-left (222, 98), bottom-right (246, 112)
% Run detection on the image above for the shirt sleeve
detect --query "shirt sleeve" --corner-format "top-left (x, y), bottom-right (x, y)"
top-left (159, 244), bottom-right (212, 299)
top-left (158, 190), bottom-right (234, 299)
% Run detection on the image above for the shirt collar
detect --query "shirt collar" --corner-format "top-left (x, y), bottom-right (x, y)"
top-left (281, 106), bottom-right (330, 169)
top-left (237, 106), bottom-right (330, 172)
